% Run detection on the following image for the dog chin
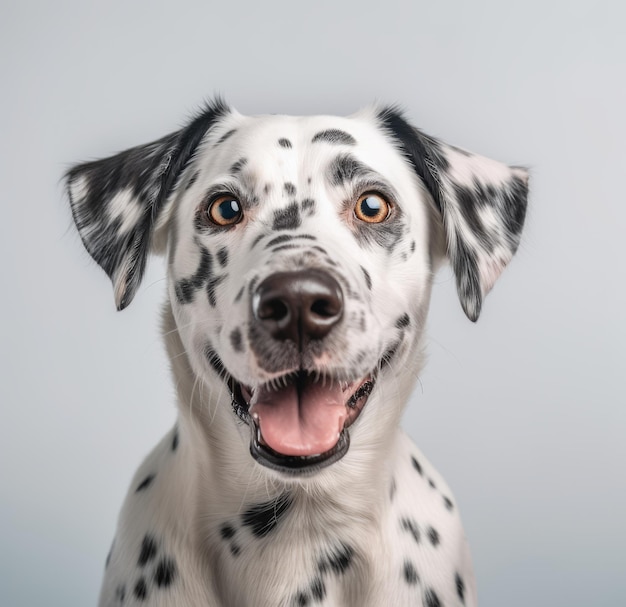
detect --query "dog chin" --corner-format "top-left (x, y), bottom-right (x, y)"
top-left (229, 370), bottom-right (375, 477)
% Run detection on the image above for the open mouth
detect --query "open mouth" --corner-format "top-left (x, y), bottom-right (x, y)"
top-left (230, 371), bottom-right (375, 476)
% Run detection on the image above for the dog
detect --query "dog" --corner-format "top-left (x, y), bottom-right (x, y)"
top-left (66, 99), bottom-right (528, 606)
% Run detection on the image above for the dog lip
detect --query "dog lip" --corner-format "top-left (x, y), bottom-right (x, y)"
top-left (229, 371), bottom-right (375, 474)
top-left (249, 426), bottom-right (351, 476)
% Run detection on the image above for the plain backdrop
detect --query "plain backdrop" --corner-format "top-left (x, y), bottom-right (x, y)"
top-left (1, 1), bottom-right (624, 605)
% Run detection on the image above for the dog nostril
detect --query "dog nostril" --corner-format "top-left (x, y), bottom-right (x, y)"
top-left (310, 298), bottom-right (339, 318)
top-left (258, 298), bottom-right (289, 322)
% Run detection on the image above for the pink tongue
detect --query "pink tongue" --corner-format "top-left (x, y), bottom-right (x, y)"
top-left (250, 378), bottom-right (348, 456)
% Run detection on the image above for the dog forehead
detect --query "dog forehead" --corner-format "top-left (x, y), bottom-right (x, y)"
top-left (199, 109), bottom-right (412, 184)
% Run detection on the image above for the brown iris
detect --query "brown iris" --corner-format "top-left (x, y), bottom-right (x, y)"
top-left (354, 193), bottom-right (391, 223)
top-left (208, 195), bottom-right (243, 226)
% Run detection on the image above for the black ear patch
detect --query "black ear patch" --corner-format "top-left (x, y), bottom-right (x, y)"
top-left (377, 106), bottom-right (528, 321)
top-left (66, 99), bottom-right (229, 310)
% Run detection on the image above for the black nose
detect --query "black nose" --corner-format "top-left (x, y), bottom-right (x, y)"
top-left (253, 270), bottom-right (344, 347)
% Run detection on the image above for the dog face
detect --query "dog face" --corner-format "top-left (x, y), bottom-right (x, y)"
top-left (67, 100), bottom-right (528, 478)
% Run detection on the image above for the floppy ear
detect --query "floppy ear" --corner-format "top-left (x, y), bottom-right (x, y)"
top-left (378, 107), bottom-right (529, 321)
top-left (66, 100), bottom-right (229, 310)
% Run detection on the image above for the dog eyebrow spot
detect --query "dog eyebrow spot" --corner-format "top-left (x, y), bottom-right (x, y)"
top-left (230, 158), bottom-right (248, 174)
top-left (312, 129), bottom-right (356, 145)
top-left (216, 128), bottom-right (237, 145)
top-left (328, 154), bottom-right (371, 186)
top-left (273, 202), bottom-right (301, 230)
top-left (284, 182), bottom-right (297, 196)
top-left (135, 474), bottom-right (156, 492)
top-left (278, 138), bottom-right (292, 148)
top-left (241, 493), bottom-right (292, 538)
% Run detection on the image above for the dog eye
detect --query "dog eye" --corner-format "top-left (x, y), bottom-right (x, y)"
top-left (354, 193), bottom-right (391, 223)
top-left (208, 195), bottom-right (243, 226)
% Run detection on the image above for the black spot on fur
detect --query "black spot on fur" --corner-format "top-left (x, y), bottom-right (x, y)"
top-left (136, 474), bottom-right (155, 492)
top-left (217, 247), bottom-right (229, 267)
top-left (295, 592), bottom-right (309, 606)
top-left (234, 286), bottom-right (245, 303)
top-left (410, 240), bottom-right (416, 253)
top-left (207, 273), bottom-right (226, 307)
top-left (411, 455), bottom-right (423, 475)
top-left (403, 561), bottom-right (419, 585)
top-left (134, 577), bottom-right (148, 601)
top-left (310, 577), bottom-right (326, 601)
top-left (216, 128), bottom-right (236, 145)
top-left (361, 266), bottom-right (372, 290)
top-left (428, 478), bottom-right (436, 489)
top-left (401, 518), bottom-right (420, 544)
top-left (318, 543), bottom-right (353, 575)
top-left (230, 158), bottom-right (248, 174)
top-left (115, 584), bottom-right (125, 602)
top-left (278, 138), bottom-right (293, 148)
top-left (185, 171), bottom-right (199, 190)
top-left (174, 247), bottom-right (213, 304)
top-left (230, 543), bottom-right (241, 557)
top-left (154, 557), bottom-right (177, 588)
top-left (443, 496), bottom-right (454, 511)
top-left (138, 534), bottom-right (158, 566)
top-left (220, 524), bottom-right (236, 540)
top-left (172, 427), bottom-right (179, 451)
top-left (301, 198), bottom-right (316, 214)
top-left (328, 154), bottom-right (370, 186)
top-left (312, 129), bottom-right (356, 145)
top-left (230, 328), bottom-right (243, 352)
top-left (395, 313), bottom-right (410, 329)
top-left (456, 572), bottom-right (466, 603)
top-left (424, 588), bottom-right (442, 607)
top-left (284, 182), bottom-right (297, 196)
top-left (273, 202), bottom-right (301, 230)
top-left (241, 493), bottom-right (292, 538)
top-left (263, 183), bottom-right (272, 195)
top-left (427, 527), bottom-right (440, 546)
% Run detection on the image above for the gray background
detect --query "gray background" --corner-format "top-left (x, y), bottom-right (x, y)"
top-left (1, 1), bottom-right (624, 605)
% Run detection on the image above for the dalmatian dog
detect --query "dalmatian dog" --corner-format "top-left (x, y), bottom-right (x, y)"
top-left (66, 99), bottom-right (528, 607)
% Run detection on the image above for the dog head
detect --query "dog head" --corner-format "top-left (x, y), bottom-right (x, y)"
top-left (66, 100), bottom-right (528, 479)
